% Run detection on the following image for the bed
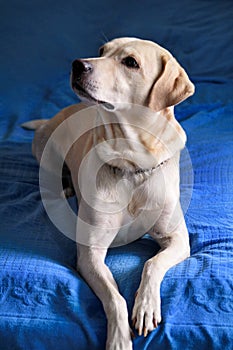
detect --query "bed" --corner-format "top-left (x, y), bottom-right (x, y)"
top-left (0, 1), bottom-right (233, 349)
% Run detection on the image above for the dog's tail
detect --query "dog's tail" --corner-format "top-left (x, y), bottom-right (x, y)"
top-left (21, 119), bottom-right (49, 130)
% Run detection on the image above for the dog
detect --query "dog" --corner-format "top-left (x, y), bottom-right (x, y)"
top-left (22, 37), bottom-right (194, 350)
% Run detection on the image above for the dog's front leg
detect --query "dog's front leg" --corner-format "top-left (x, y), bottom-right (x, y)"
top-left (77, 244), bottom-right (133, 350)
top-left (132, 203), bottom-right (190, 337)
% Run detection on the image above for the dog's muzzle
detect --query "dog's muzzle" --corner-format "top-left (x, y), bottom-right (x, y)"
top-left (71, 59), bottom-right (115, 111)
top-left (71, 59), bottom-right (95, 98)
top-left (72, 59), bottom-right (93, 82)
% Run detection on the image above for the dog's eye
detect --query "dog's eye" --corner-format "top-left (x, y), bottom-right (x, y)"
top-left (121, 56), bottom-right (140, 69)
top-left (99, 47), bottom-right (105, 57)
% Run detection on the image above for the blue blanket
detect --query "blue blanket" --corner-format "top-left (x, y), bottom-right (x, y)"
top-left (1, 1), bottom-right (233, 349)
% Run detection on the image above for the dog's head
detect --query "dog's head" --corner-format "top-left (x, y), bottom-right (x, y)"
top-left (71, 37), bottom-right (194, 112)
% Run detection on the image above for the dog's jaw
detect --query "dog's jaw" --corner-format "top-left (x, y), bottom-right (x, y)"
top-left (71, 75), bottom-right (115, 111)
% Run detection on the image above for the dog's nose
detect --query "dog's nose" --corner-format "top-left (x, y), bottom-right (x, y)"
top-left (72, 59), bottom-right (93, 79)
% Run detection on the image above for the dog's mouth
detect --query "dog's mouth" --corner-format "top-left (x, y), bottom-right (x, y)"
top-left (72, 82), bottom-right (115, 111)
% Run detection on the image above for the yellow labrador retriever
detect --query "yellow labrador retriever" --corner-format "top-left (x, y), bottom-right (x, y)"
top-left (23, 37), bottom-right (194, 350)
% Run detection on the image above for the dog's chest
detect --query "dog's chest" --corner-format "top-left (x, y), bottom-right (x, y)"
top-left (98, 165), bottom-right (166, 221)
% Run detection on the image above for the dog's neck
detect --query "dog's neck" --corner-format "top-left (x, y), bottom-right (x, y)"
top-left (93, 104), bottom-right (186, 173)
top-left (107, 158), bottom-right (169, 177)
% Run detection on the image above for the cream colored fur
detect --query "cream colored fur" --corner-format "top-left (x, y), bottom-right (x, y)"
top-left (23, 37), bottom-right (194, 350)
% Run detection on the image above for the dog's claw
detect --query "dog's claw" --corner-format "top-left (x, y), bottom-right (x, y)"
top-left (130, 329), bottom-right (135, 339)
top-left (153, 317), bottom-right (162, 328)
top-left (153, 318), bottom-right (158, 328)
top-left (132, 318), bottom-right (136, 328)
top-left (143, 327), bottom-right (148, 337)
top-left (132, 313), bottom-right (162, 338)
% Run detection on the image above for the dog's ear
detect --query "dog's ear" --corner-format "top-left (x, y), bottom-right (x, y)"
top-left (148, 55), bottom-right (195, 112)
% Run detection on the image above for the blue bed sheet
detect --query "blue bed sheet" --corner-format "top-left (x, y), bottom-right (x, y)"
top-left (0, 1), bottom-right (233, 349)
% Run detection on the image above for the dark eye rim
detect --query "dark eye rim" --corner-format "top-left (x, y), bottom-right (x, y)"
top-left (121, 56), bottom-right (140, 69)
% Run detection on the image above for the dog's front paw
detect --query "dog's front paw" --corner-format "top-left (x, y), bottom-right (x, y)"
top-left (132, 286), bottom-right (162, 337)
top-left (106, 323), bottom-right (133, 350)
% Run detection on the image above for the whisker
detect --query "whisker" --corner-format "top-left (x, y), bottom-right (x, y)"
top-left (101, 31), bottom-right (109, 44)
